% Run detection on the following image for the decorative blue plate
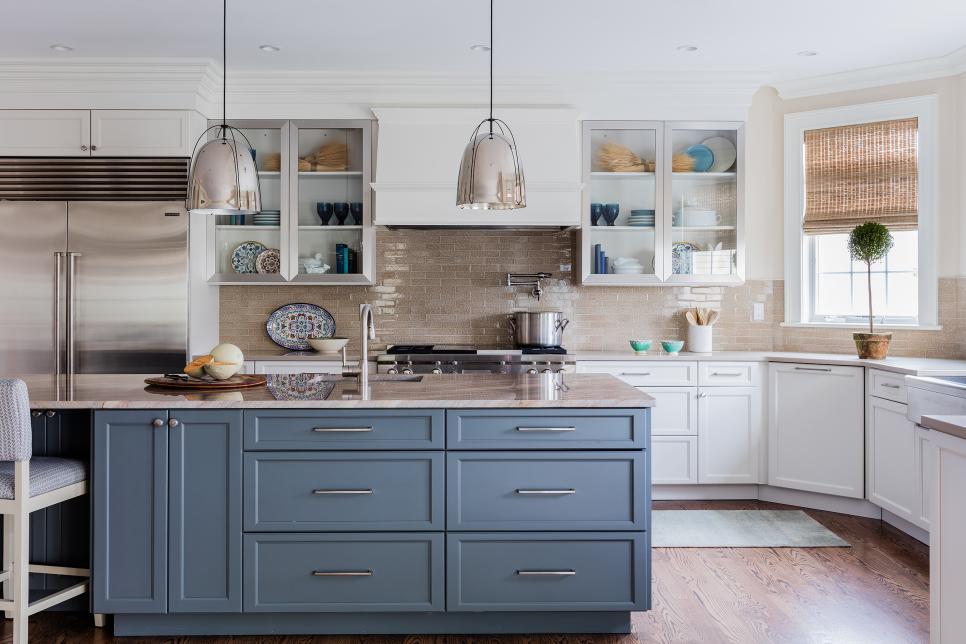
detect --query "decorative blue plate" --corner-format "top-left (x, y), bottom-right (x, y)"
top-left (231, 241), bottom-right (268, 273)
top-left (266, 374), bottom-right (336, 401)
top-left (672, 242), bottom-right (699, 274)
top-left (265, 303), bottom-right (336, 350)
top-left (685, 144), bottom-right (715, 172)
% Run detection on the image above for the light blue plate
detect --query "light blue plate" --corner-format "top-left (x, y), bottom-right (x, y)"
top-left (686, 144), bottom-right (715, 172)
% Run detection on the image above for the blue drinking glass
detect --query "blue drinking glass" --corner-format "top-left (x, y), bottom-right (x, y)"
top-left (603, 203), bottom-right (620, 226)
top-left (333, 202), bottom-right (350, 226)
top-left (316, 202), bottom-right (334, 225)
top-left (349, 202), bottom-right (363, 225)
top-left (590, 203), bottom-right (604, 226)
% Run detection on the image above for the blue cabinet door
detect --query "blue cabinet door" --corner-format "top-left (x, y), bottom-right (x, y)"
top-left (92, 410), bottom-right (168, 613)
top-left (169, 410), bottom-right (242, 613)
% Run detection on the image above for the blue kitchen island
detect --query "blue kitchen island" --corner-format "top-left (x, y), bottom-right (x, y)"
top-left (23, 372), bottom-right (652, 636)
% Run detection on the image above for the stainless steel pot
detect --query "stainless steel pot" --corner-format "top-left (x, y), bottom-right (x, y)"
top-left (508, 311), bottom-right (570, 347)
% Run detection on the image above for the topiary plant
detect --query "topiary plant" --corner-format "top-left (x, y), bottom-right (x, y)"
top-left (847, 221), bottom-right (894, 334)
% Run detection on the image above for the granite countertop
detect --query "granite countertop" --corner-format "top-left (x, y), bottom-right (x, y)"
top-left (20, 373), bottom-right (654, 410)
top-left (575, 351), bottom-right (966, 376)
top-left (922, 415), bottom-right (966, 441)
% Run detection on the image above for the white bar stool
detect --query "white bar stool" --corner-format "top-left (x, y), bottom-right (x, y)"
top-left (0, 379), bottom-right (90, 643)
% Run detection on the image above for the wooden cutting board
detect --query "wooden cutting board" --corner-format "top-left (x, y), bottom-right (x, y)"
top-left (144, 374), bottom-right (267, 390)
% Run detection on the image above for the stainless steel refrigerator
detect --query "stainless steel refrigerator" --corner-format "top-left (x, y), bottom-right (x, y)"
top-left (0, 201), bottom-right (188, 376)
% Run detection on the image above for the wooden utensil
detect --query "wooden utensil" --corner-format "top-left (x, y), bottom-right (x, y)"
top-left (707, 309), bottom-right (720, 325)
top-left (685, 310), bottom-right (698, 326)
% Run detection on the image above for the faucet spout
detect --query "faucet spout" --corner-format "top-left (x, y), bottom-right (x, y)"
top-left (358, 304), bottom-right (375, 391)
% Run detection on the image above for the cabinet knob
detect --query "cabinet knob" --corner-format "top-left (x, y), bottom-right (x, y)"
top-left (90, 144), bottom-right (97, 151)
top-left (31, 410), bottom-right (41, 418)
top-left (168, 418), bottom-right (179, 428)
top-left (45, 410), bottom-right (56, 417)
top-left (698, 392), bottom-right (708, 398)
top-left (80, 145), bottom-right (88, 152)
top-left (152, 418), bottom-right (164, 427)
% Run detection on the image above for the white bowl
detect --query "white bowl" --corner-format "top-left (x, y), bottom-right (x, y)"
top-left (203, 362), bottom-right (241, 380)
top-left (308, 337), bottom-right (349, 353)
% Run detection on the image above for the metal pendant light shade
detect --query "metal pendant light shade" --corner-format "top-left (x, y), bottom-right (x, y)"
top-left (186, 0), bottom-right (261, 215)
top-left (456, 0), bottom-right (525, 210)
top-left (457, 119), bottom-right (525, 209)
top-left (187, 126), bottom-right (261, 215)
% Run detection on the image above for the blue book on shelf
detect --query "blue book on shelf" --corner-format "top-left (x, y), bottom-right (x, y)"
top-left (601, 251), bottom-right (607, 275)
top-left (593, 244), bottom-right (601, 274)
top-left (336, 244), bottom-right (345, 274)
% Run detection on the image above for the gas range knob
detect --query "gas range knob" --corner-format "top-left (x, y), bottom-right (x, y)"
top-left (450, 360), bottom-right (459, 366)
top-left (555, 368), bottom-right (568, 374)
top-left (431, 361), bottom-right (443, 375)
top-left (527, 368), bottom-right (539, 375)
top-left (541, 368), bottom-right (554, 374)
top-left (402, 368), bottom-right (415, 375)
top-left (387, 366), bottom-right (399, 375)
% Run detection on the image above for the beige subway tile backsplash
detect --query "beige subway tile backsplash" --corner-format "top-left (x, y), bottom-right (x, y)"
top-left (220, 230), bottom-right (965, 359)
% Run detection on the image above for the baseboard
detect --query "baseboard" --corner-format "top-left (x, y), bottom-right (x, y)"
top-left (882, 509), bottom-right (930, 545)
top-left (757, 486), bottom-right (883, 518)
top-left (654, 485), bottom-right (759, 500)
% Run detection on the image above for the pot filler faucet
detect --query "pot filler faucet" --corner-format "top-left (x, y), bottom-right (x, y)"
top-left (507, 272), bottom-right (552, 301)
top-left (343, 303), bottom-right (376, 390)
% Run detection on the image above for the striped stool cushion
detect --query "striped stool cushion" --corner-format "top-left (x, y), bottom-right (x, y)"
top-left (0, 457), bottom-right (87, 499)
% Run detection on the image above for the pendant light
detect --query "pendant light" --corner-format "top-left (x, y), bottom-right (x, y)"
top-left (187, 0), bottom-right (261, 215)
top-left (456, 0), bottom-right (525, 210)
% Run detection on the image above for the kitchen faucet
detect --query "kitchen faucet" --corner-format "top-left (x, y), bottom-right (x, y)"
top-left (344, 303), bottom-right (376, 390)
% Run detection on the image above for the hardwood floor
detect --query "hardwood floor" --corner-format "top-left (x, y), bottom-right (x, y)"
top-left (5, 501), bottom-right (929, 644)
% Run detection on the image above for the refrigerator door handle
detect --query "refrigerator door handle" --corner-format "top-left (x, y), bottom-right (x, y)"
top-left (66, 252), bottom-right (82, 377)
top-left (54, 252), bottom-right (65, 378)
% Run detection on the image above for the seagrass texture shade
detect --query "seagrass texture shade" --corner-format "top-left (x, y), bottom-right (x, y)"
top-left (803, 117), bottom-right (918, 234)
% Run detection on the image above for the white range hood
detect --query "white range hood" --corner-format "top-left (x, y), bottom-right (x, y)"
top-left (371, 107), bottom-right (581, 228)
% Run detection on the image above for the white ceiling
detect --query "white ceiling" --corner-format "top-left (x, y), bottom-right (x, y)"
top-left (3, 0), bottom-right (966, 83)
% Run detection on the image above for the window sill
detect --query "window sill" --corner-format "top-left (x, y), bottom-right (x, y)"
top-left (780, 322), bottom-right (942, 331)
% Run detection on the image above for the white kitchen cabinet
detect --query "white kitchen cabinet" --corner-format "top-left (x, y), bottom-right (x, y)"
top-left (928, 428), bottom-right (966, 643)
top-left (768, 363), bottom-right (865, 498)
top-left (652, 436), bottom-right (698, 484)
top-left (0, 109), bottom-right (91, 156)
top-left (866, 396), bottom-right (918, 521)
top-left (698, 386), bottom-right (761, 484)
top-left (576, 361), bottom-right (697, 387)
top-left (645, 386), bottom-right (698, 436)
top-left (91, 110), bottom-right (201, 156)
top-left (916, 426), bottom-right (935, 530)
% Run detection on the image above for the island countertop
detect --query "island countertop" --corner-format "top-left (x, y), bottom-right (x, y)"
top-left (19, 373), bottom-right (655, 410)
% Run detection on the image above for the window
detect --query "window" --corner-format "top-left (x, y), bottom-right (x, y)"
top-left (783, 97), bottom-right (937, 328)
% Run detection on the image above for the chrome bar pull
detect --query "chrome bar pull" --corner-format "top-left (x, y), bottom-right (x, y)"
top-left (312, 427), bottom-right (373, 433)
top-left (312, 489), bottom-right (373, 495)
top-left (515, 427), bottom-right (576, 432)
top-left (794, 366), bottom-right (832, 372)
top-left (312, 570), bottom-right (373, 577)
top-left (710, 372), bottom-right (743, 377)
top-left (515, 489), bottom-right (576, 495)
top-left (516, 569), bottom-right (576, 576)
top-left (54, 252), bottom-right (64, 378)
top-left (881, 383), bottom-right (901, 389)
top-left (620, 372), bottom-right (651, 376)
top-left (66, 252), bottom-right (81, 377)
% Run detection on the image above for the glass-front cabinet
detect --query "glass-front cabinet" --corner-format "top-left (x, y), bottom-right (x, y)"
top-left (204, 119), bottom-right (373, 285)
top-left (579, 120), bottom-right (744, 285)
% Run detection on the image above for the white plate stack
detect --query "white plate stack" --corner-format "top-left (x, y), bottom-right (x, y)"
top-left (612, 257), bottom-right (645, 275)
top-left (252, 210), bottom-right (281, 226)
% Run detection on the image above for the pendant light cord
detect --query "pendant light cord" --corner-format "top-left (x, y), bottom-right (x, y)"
top-left (488, 0), bottom-right (493, 135)
top-left (222, 0), bottom-right (227, 131)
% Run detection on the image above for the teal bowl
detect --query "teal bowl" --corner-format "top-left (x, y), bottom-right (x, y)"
top-left (661, 340), bottom-right (685, 355)
top-left (629, 339), bottom-right (652, 354)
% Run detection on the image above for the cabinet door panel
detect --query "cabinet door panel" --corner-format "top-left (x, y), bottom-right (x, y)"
top-left (768, 364), bottom-right (864, 498)
top-left (644, 387), bottom-right (697, 436)
top-left (698, 387), bottom-right (761, 484)
top-left (866, 397), bottom-right (917, 521)
top-left (169, 410), bottom-right (242, 612)
top-left (0, 109), bottom-right (90, 156)
top-left (91, 110), bottom-right (194, 156)
top-left (92, 410), bottom-right (167, 613)
top-left (916, 427), bottom-right (934, 531)
top-left (652, 436), bottom-right (698, 484)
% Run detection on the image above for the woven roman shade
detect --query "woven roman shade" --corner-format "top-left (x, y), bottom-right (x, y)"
top-left (803, 117), bottom-right (918, 235)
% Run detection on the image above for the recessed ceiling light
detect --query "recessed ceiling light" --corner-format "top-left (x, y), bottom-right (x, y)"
top-left (676, 45), bottom-right (698, 52)
top-left (797, 50), bottom-right (818, 57)
top-left (470, 44), bottom-right (491, 52)
top-left (258, 44), bottom-right (280, 52)
top-left (50, 44), bottom-right (73, 52)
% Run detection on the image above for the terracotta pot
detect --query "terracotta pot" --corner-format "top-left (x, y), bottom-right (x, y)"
top-left (853, 332), bottom-right (892, 359)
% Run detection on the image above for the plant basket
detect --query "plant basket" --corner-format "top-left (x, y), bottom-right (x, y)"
top-left (853, 332), bottom-right (892, 359)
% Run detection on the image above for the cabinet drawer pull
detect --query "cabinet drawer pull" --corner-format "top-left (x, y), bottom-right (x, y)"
top-left (312, 427), bottom-right (373, 433)
top-left (794, 366), bottom-right (832, 372)
top-left (515, 426), bottom-right (576, 432)
top-left (312, 489), bottom-right (373, 495)
top-left (517, 569), bottom-right (576, 576)
top-left (620, 372), bottom-right (651, 376)
top-left (881, 383), bottom-right (901, 389)
top-left (312, 570), bottom-right (373, 577)
top-left (515, 489), bottom-right (576, 495)
top-left (710, 372), bottom-right (743, 377)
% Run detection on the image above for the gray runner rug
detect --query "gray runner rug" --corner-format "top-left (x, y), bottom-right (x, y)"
top-left (652, 510), bottom-right (849, 547)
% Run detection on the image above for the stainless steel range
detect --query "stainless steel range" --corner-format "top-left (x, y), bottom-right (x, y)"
top-left (376, 345), bottom-right (575, 375)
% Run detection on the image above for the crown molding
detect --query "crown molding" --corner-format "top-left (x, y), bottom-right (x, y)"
top-left (772, 45), bottom-right (966, 100)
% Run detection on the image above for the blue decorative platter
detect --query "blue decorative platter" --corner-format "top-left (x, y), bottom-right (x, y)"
top-left (265, 303), bottom-right (336, 350)
top-left (266, 373), bottom-right (336, 401)
top-left (685, 144), bottom-right (715, 172)
top-left (231, 240), bottom-right (268, 273)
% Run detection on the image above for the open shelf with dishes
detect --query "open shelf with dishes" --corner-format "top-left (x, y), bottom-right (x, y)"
top-left (578, 120), bottom-right (744, 285)
top-left (203, 119), bottom-right (374, 285)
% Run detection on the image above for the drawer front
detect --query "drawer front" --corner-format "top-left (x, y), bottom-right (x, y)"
top-left (446, 409), bottom-right (647, 449)
top-left (244, 533), bottom-right (443, 612)
top-left (868, 369), bottom-right (908, 404)
top-left (244, 410), bottom-right (443, 450)
top-left (447, 451), bottom-right (645, 531)
top-left (578, 361), bottom-right (696, 386)
top-left (244, 452), bottom-right (443, 531)
top-left (447, 532), bottom-right (648, 612)
top-left (652, 436), bottom-right (698, 484)
top-left (698, 362), bottom-right (761, 387)
top-left (644, 387), bottom-right (697, 436)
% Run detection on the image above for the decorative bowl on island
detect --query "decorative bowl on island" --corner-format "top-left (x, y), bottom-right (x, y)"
top-left (629, 339), bottom-right (652, 354)
top-left (203, 361), bottom-right (242, 380)
top-left (661, 340), bottom-right (685, 355)
top-left (308, 337), bottom-right (350, 353)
